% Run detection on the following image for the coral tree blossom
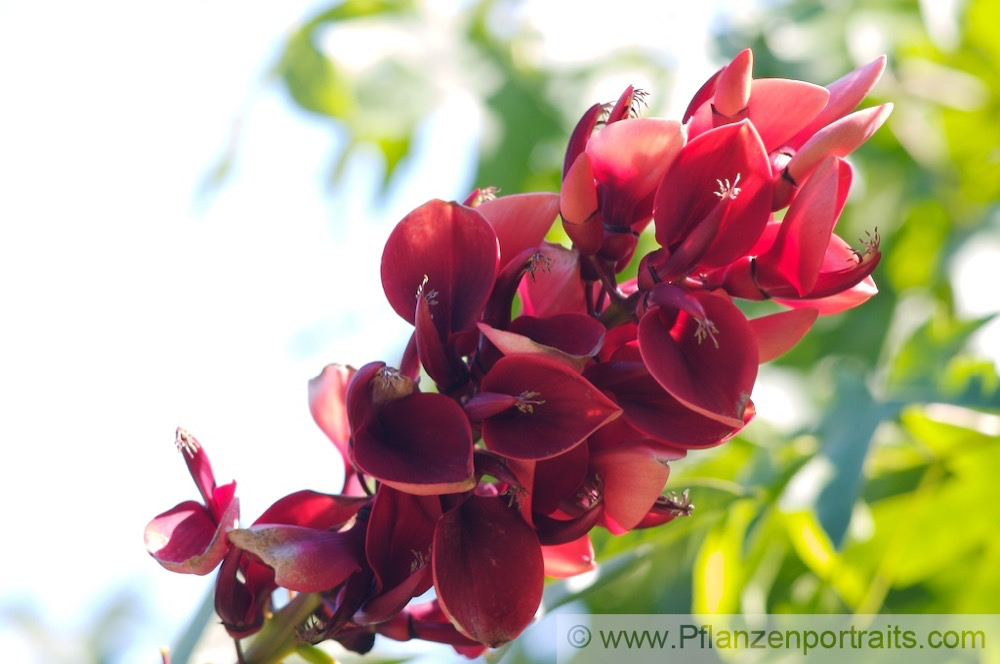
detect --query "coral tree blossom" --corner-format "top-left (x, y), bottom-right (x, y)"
top-left (146, 49), bottom-right (890, 659)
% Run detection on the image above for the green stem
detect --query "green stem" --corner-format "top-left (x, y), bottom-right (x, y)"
top-left (241, 593), bottom-right (323, 664)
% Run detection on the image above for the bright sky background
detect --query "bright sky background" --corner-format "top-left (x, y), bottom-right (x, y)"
top-left (2, 0), bottom-right (997, 662)
top-left (0, 2), bottom-right (721, 661)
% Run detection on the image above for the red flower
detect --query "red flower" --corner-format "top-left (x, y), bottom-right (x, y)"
top-left (144, 429), bottom-right (239, 575)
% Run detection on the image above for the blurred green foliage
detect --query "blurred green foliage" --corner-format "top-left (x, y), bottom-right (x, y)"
top-left (199, 0), bottom-right (1000, 661)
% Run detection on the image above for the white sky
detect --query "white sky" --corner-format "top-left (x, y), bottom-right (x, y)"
top-left (6, 1), bottom-right (994, 662)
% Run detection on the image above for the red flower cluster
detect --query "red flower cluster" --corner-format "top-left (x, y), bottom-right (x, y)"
top-left (145, 50), bottom-right (889, 658)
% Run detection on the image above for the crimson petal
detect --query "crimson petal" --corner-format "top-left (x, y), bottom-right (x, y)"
top-left (476, 193), bottom-right (560, 270)
top-left (433, 495), bottom-right (544, 647)
top-left (586, 352), bottom-right (750, 448)
top-left (354, 392), bottom-right (475, 495)
top-left (381, 199), bottom-right (499, 336)
top-left (653, 120), bottom-right (772, 268)
top-left (592, 441), bottom-right (672, 535)
top-left (479, 355), bottom-right (621, 460)
top-left (750, 308), bottom-right (819, 363)
top-left (638, 290), bottom-right (758, 426)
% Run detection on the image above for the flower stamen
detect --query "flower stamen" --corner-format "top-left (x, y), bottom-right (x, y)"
top-left (713, 173), bottom-right (742, 200)
top-left (175, 428), bottom-right (199, 458)
top-left (694, 317), bottom-right (720, 349)
top-left (514, 390), bottom-right (545, 414)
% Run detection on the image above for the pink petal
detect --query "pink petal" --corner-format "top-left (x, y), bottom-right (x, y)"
top-left (787, 55), bottom-right (887, 150)
top-left (586, 118), bottom-right (685, 226)
top-left (478, 313), bottom-right (604, 372)
top-left (750, 308), bottom-right (819, 362)
top-left (517, 243), bottom-right (587, 317)
top-left (747, 78), bottom-right (829, 151)
top-left (542, 535), bottom-right (595, 578)
top-left (479, 355), bottom-right (621, 460)
top-left (228, 524), bottom-right (362, 593)
top-left (776, 275), bottom-right (878, 315)
top-left (308, 364), bottom-right (356, 489)
top-left (145, 493), bottom-right (239, 575)
top-left (381, 199), bottom-right (499, 334)
top-left (638, 290), bottom-right (758, 426)
top-left (433, 495), bottom-right (544, 647)
top-left (776, 103), bottom-right (893, 209)
top-left (477, 193), bottom-right (560, 269)
top-left (714, 48), bottom-right (753, 118)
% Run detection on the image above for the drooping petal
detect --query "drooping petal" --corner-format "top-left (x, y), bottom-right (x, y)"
top-left (777, 275), bottom-right (878, 315)
top-left (750, 308), bottom-right (819, 362)
top-left (478, 355), bottom-right (621, 460)
top-left (542, 535), bottom-right (595, 578)
top-left (477, 193), bottom-right (560, 269)
top-left (415, 290), bottom-right (466, 391)
top-left (214, 545), bottom-right (274, 638)
top-left (653, 120), bottom-right (772, 268)
top-left (358, 487), bottom-right (440, 623)
top-left (433, 495), bottom-right (544, 647)
top-left (228, 524), bottom-right (363, 593)
top-left (353, 392), bottom-right (475, 495)
top-left (144, 492), bottom-right (240, 575)
top-left (592, 441), bottom-right (672, 535)
top-left (638, 290), bottom-right (758, 426)
top-left (381, 199), bottom-right (500, 336)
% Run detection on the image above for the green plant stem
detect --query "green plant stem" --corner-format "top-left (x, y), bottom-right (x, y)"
top-left (241, 593), bottom-right (323, 664)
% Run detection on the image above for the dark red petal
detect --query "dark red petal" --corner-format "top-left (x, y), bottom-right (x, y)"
top-left (479, 355), bottom-right (621, 460)
top-left (415, 292), bottom-right (465, 390)
top-left (585, 353), bottom-right (744, 448)
top-left (365, 486), bottom-right (440, 593)
top-left (228, 524), bottom-right (362, 593)
top-left (354, 393), bottom-right (475, 495)
top-left (477, 193), bottom-right (560, 270)
top-left (433, 495), bottom-right (544, 647)
top-left (653, 121), bottom-right (772, 268)
top-left (592, 442), bottom-right (672, 534)
top-left (215, 547), bottom-right (273, 638)
top-left (530, 441), bottom-right (590, 515)
top-left (145, 495), bottom-right (239, 575)
top-left (508, 313), bottom-right (605, 358)
top-left (346, 361), bottom-right (386, 438)
top-left (381, 199), bottom-right (499, 335)
top-left (638, 291), bottom-right (758, 426)
top-left (542, 535), bottom-right (595, 578)
top-left (254, 490), bottom-right (367, 529)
